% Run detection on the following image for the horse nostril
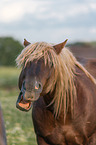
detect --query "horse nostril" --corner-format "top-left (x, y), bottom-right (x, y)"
top-left (35, 82), bottom-right (42, 90)
top-left (39, 83), bottom-right (42, 90)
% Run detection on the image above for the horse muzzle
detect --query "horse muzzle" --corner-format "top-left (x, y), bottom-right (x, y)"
top-left (16, 91), bottom-right (32, 111)
top-left (16, 79), bottom-right (43, 111)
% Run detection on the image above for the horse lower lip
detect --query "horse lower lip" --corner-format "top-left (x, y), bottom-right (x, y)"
top-left (19, 102), bottom-right (31, 109)
top-left (16, 92), bottom-right (32, 111)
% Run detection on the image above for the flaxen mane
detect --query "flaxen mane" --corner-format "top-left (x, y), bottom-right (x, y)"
top-left (16, 42), bottom-right (96, 120)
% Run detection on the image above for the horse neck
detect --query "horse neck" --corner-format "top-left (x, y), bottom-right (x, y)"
top-left (42, 65), bottom-right (96, 122)
top-left (43, 90), bottom-right (73, 123)
top-left (43, 90), bottom-right (55, 112)
top-left (75, 66), bottom-right (95, 91)
top-left (74, 66), bottom-right (96, 114)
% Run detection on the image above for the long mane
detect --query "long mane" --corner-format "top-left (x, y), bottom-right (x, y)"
top-left (16, 42), bottom-right (96, 120)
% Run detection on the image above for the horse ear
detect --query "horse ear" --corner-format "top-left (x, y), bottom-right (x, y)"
top-left (23, 39), bottom-right (31, 47)
top-left (53, 39), bottom-right (68, 54)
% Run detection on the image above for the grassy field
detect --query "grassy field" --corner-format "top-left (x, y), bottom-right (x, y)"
top-left (0, 67), bottom-right (37, 145)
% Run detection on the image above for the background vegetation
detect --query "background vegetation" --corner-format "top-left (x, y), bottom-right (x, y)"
top-left (0, 37), bottom-right (37, 145)
top-left (0, 67), bottom-right (37, 145)
top-left (0, 37), bottom-right (23, 66)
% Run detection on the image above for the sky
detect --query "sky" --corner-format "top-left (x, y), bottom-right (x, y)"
top-left (0, 0), bottom-right (96, 44)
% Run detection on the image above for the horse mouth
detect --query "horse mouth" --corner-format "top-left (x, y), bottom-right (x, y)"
top-left (16, 92), bottom-right (32, 111)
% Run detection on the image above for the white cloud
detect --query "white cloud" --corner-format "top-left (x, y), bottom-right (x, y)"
top-left (0, 0), bottom-right (51, 23)
top-left (0, 0), bottom-right (96, 23)
top-left (90, 28), bottom-right (96, 34)
top-left (30, 2), bottom-right (96, 22)
top-left (90, 2), bottom-right (96, 10)
top-left (0, 3), bottom-right (24, 22)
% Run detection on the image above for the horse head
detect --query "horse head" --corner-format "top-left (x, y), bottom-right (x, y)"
top-left (16, 39), bottom-right (68, 111)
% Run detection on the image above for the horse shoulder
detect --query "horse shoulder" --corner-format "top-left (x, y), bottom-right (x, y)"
top-left (32, 98), bottom-right (68, 144)
top-left (32, 98), bottom-right (84, 144)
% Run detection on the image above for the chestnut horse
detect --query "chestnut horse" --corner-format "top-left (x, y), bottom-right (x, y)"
top-left (77, 57), bottom-right (96, 79)
top-left (16, 39), bottom-right (96, 145)
top-left (0, 104), bottom-right (7, 145)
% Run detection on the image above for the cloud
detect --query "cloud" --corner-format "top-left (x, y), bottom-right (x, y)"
top-left (0, 0), bottom-right (96, 42)
top-left (90, 28), bottom-right (96, 34)
top-left (90, 2), bottom-right (96, 10)
top-left (0, 0), bottom-right (52, 23)
top-left (0, 0), bottom-right (96, 23)
top-left (0, 3), bottom-right (24, 22)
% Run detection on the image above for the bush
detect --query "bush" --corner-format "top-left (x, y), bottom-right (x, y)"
top-left (0, 37), bottom-right (23, 66)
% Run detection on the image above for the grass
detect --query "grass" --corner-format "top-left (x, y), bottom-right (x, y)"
top-left (0, 67), bottom-right (20, 88)
top-left (0, 67), bottom-right (37, 145)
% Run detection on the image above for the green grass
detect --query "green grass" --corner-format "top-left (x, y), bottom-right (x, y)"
top-left (0, 67), bottom-right (37, 145)
top-left (0, 67), bottom-right (20, 88)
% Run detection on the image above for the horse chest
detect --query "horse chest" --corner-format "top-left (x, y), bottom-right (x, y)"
top-left (41, 124), bottom-right (83, 145)
top-left (32, 101), bottom-right (84, 145)
top-left (32, 111), bottom-right (65, 144)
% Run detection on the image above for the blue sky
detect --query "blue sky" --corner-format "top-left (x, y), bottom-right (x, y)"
top-left (0, 0), bottom-right (96, 43)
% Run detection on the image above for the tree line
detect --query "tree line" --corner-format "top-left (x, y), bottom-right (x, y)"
top-left (0, 37), bottom-right (23, 66)
top-left (0, 37), bottom-right (96, 66)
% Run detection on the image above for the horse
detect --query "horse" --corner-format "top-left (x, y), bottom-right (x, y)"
top-left (0, 103), bottom-right (7, 145)
top-left (77, 57), bottom-right (96, 79)
top-left (16, 39), bottom-right (96, 145)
